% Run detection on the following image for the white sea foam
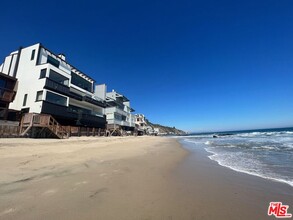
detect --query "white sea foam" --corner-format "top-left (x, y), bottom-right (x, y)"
top-left (206, 147), bottom-right (293, 187)
top-left (234, 131), bottom-right (293, 138)
top-left (252, 146), bottom-right (276, 150)
top-left (181, 130), bottom-right (293, 188)
top-left (204, 141), bottom-right (212, 145)
top-left (182, 139), bottom-right (198, 144)
top-left (182, 131), bottom-right (293, 187)
top-left (183, 135), bottom-right (213, 138)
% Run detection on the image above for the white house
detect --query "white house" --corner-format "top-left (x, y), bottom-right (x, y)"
top-left (0, 43), bottom-right (107, 128)
top-left (135, 113), bottom-right (147, 132)
top-left (95, 84), bottom-right (135, 131)
top-left (135, 113), bottom-right (157, 135)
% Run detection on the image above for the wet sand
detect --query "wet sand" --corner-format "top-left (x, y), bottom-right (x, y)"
top-left (0, 137), bottom-right (292, 220)
top-left (175, 140), bottom-right (293, 220)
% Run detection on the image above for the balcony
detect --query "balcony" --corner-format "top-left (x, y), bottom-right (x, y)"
top-left (41, 101), bottom-right (106, 128)
top-left (107, 119), bottom-right (135, 128)
top-left (78, 113), bottom-right (106, 128)
top-left (106, 106), bottom-right (129, 117)
top-left (68, 91), bottom-right (83, 101)
top-left (0, 87), bottom-right (16, 102)
top-left (37, 63), bottom-right (71, 77)
top-left (44, 78), bottom-right (70, 96)
top-left (41, 101), bottom-right (77, 120)
top-left (83, 95), bottom-right (106, 107)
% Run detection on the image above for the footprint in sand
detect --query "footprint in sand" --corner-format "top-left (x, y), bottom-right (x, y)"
top-left (74, 181), bottom-right (88, 186)
top-left (0, 208), bottom-right (16, 216)
top-left (71, 181), bottom-right (89, 191)
top-left (42, 189), bottom-right (57, 196)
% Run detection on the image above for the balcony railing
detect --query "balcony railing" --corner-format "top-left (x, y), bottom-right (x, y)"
top-left (83, 95), bottom-right (106, 107)
top-left (44, 78), bottom-right (70, 96)
top-left (0, 87), bottom-right (16, 102)
top-left (41, 101), bottom-right (77, 119)
top-left (41, 101), bottom-right (106, 128)
top-left (106, 106), bottom-right (129, 117)
top-left (107, 119), bottom-right (135, 128)
top-left (78, 113), bottom-right (106, 128)
top-left (68, 91), bottom-right (83, 101)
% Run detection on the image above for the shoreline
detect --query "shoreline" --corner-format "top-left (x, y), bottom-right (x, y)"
top-left (180, 139), bottom-right (293, 188)
top-left (0, 136), bottom-right (292, 220)
top-left (175, 139), bottom-right (293, 219)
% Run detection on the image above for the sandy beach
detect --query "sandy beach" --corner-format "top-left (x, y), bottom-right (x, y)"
top-left (0, 136), bottom-right (292, 220)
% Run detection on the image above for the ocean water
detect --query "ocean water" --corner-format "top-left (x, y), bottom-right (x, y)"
top-left (179, 128), bottom-right (293, 187)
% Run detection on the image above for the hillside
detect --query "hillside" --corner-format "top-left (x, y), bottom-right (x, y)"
top-left (146, 120), bottom-right (187, 135)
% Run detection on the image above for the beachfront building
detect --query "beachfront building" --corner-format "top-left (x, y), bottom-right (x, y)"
top-left (0, 43), bottom-right (106, 128)
top-left (135, 114), bottom-right (159, 135)
top-left (135, 113), bottom-right (147, 134)
top-left (95, 84), bottom-right (135, 132)
top-left (135, 113), bottom-right (158, 135)
top-left (0, 72), bottom-right (17, 120)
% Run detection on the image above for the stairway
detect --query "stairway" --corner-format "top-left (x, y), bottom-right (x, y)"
top-left (20, 113), bottom-right (69, 139)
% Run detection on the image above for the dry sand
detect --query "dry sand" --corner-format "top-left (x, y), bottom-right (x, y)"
top-left (0, 136), bottom-right (189, 220)
top-left (0, 136), bottom-right (292, 220)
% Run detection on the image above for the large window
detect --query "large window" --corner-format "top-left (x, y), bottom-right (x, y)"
top-left (46, 91), bottom-right (67, 106)
top-left (49, 69), bottom-right (69, 86)
top-left (68, 105), bottom-right (91, 114)
top-left (0, 79), bottom-right (5, 88)
top-left (47, 56), bottom-right (60, 68)
top-left (0, 78), bottom-right (15, 90)
top-left (114, 113), bottom-right (122, 120)
top-left (71, 72), bottom-right (92, 92)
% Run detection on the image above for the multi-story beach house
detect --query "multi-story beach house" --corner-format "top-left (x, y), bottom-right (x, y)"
top-left (135, 113), bottom-right (147, 133)
top-left (95, 84), bottom-right (135, 132)
top-left (0, 72), bottom-right (17, 120)
top-left (0, 43), bottom-right (106, 128)
top-left (135, 114), bottom-right (147, 127)
top-left (135, 113), bottom-right (157, 135)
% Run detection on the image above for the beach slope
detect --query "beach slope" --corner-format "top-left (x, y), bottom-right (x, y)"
top-left (0, 136), bottom-right (292, 220)
top-left (0, 137), bottom-right (188, 220)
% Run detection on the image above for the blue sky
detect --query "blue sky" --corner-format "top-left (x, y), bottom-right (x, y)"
top-left (1, 0), bottom-right (293, 132)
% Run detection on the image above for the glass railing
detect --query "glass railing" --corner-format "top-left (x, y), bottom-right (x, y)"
top-left (83, 95), bottom-right (106, 107)
top-left (0, 87), bottom-right (16, 102)
top-left (44, 78), bottom-right (70, 96)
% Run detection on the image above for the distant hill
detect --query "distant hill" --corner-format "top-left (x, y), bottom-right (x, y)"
top-left (146, 119), bottom-right (187, 135)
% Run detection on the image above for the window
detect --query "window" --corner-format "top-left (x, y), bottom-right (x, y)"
top-left (23, 94), bottom-right (28, 106)
top-left (0, 79), bottom-right (5, 88)
top-left (46, 91), bottom-right (67, 106)
top-left (68, 105), bottom-right (91, 114)
top-left (114, 113), bottom-right (122, 120)
top-left (31, 49), bottom-right (36, 60)
top-left (47, 56), bottom-right (60, 68)
top-left (40, 69), bottom-right (46, 79)
top-left (36, 91), bottom-right (43, 102)
top-left (49, 69), bottom-right (69, 86)
top-left (71, 72), bottom-right (92, 92)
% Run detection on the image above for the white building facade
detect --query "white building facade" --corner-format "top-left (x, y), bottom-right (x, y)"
top-left (135, 113), bottom-right (157, 135)
top-left (0, 43), bottom-right (106, 128)
top-left (95, 84), bottom-right (135, 131)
